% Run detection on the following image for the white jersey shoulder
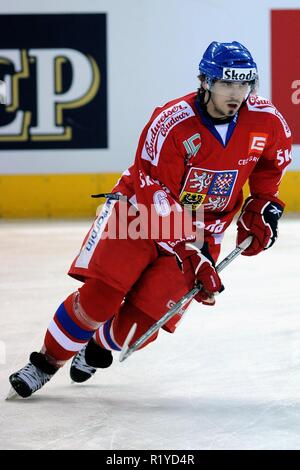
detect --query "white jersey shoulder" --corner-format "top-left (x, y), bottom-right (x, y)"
top-left (141, 100), bottom-right (195, 167)
top-left (246, 95), bottom-right (291, 138)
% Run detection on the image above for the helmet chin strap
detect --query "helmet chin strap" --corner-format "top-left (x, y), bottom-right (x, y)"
top-left (203, 89), bottom-right (212, 106)
top-left (205, 88), bottom-right (250, 119)
top-left (206, 91), bottom-right (230, 119)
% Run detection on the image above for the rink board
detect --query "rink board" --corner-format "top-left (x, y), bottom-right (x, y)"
top-left (0, 171), bottom-right (299, 218)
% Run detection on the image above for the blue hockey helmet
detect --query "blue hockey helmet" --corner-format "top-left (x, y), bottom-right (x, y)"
top-left (199, 41), bottom-right (258, 85)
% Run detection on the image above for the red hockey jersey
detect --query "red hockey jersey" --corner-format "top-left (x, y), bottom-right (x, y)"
top-left (113, 92), bottom-right (292, 250)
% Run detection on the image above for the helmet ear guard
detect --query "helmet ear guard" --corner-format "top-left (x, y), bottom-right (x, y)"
top-left (198, 74), bottom-right (213, 91)
top-left (200, 78), bottom-right (210, 90)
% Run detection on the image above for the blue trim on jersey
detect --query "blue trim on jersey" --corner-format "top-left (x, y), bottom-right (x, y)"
top-left (56, 303), bottom-right (94, 341)
top-left (195, 100), bottom-right (239, 147)
top-left (103, 318), bottom-right (121, 351)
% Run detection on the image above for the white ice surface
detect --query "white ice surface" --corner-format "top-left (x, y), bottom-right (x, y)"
top-left (0, 218), bottom-right (300, 450)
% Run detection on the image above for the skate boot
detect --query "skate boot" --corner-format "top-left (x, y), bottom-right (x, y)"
top-left (70, 339), bottom-right (113, 383)
top-left (8, 352), bottom-right (58, 399)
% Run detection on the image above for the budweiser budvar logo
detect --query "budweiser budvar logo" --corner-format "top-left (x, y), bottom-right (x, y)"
top-left (248, 95), bottom-right (272, 107)
top-left (141, 100), bottom-right (195, 166)
top-left (145, 104), bottom-right (187, 157)
top-left (247, 95), bottom-right (291, 138)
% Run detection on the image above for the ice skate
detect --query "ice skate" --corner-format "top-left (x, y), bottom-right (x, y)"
top-left (7, 352), bottom-right (58, 399)
top-left (70, 339), bottom-right (113, 383)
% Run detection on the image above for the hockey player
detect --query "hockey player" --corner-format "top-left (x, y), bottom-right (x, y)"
top-left (8, 41), bottom-right (292, 398)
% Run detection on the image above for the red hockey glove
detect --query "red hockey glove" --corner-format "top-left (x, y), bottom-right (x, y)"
top-left (237, 197), bottom-right (284, 256)
top-left (174, 241), bottom-right (223, 305)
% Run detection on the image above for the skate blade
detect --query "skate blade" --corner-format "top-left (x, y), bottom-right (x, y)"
top-left (119, 323), bottom-right (137, 363)
top-left (5, 387), bottom-right (19, 401)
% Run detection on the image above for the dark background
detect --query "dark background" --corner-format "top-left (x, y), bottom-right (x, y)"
top-left (0, 13), bottom-right (108, 149)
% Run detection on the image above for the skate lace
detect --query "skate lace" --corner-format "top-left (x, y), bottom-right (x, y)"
top-left (72, 347), bottom-right (96, 374)
top-left (17, 362), bottom-right (51, 392)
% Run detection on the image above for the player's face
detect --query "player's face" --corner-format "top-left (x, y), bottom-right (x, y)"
top-left (206, 80), bottom-right (251, 119)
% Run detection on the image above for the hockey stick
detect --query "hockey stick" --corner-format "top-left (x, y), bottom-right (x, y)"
top-left (119, 236), bottom-right (253, 362)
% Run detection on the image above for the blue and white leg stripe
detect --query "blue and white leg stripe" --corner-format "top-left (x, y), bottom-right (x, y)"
top-left (48, 320), bottom-right (87, 352)
top-left (48, 302), bottom-right (95, 352)
top-left (56, 303), bottom-right (94, 341)
top-left (98, 318), bottom-right (122, 351)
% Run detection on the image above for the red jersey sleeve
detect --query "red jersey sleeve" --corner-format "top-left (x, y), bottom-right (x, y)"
top-left (248, 107), bottom-right (292, 205)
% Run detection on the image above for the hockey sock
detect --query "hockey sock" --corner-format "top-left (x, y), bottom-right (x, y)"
top-left (42, 279), bottom-right (125, 367)
top-left (93, 316), bottom-right (122, 352)
top-left (41, 292), bottom-right (101, 367)
top-left (93, 302), bottom-right (158, 352)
